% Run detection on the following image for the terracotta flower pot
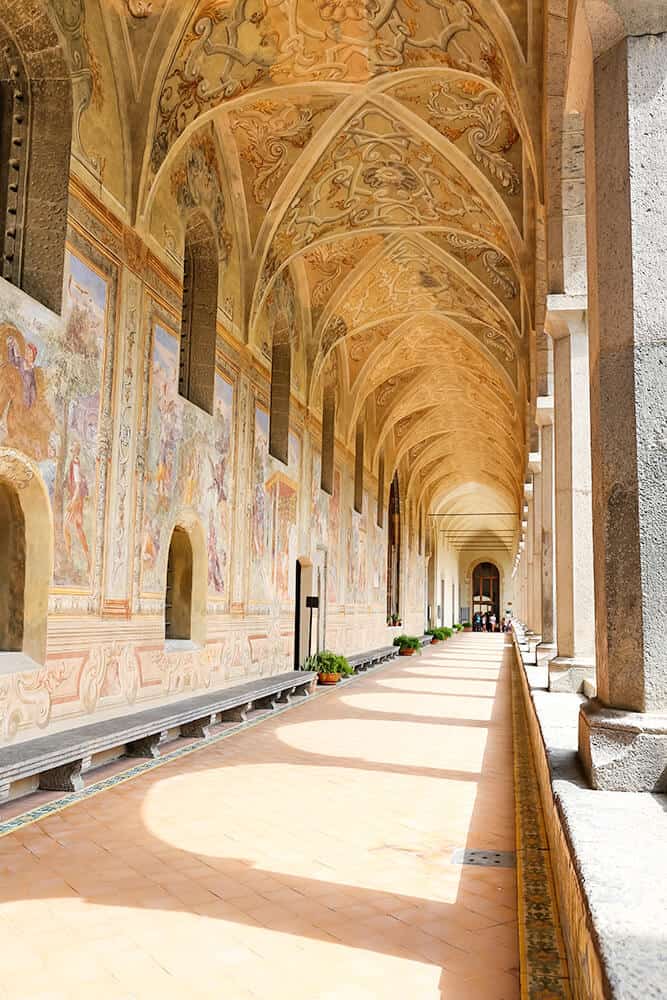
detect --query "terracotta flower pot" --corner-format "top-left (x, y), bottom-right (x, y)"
top-left (318, 672), bottom-right (340, 685)
top-left (430, 638), bottom-right (441, 644)
top-left (399, 648), bottom-right (415, 656)
top-left (463, 626), bottom-right (472, 633)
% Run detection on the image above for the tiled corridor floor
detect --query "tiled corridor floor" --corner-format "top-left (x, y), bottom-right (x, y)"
top-left (0, 635), bottom-right (519, 999)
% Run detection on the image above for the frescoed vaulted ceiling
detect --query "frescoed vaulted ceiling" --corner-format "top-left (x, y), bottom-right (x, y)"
top-left (73, 0), bottom-right (544, 547)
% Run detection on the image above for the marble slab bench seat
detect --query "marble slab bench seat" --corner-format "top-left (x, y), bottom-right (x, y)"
top-left (0, 670), bottom-right (317, 800)
top-left (347, 645), bottom-right (399, 672)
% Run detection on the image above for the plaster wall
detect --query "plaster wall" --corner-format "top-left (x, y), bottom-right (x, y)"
top-left (0, 192), bottom-right (425, 747)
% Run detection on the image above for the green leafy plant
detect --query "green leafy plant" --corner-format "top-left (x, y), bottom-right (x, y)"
top-left (427, 627), bottom-right (453, 641)
top-left (393, 634), bottom-right (422, 653)
top-left (461, 621), bottom-right (472, 629)
top-left (304, 650), bottom-right (354, 676)
top-left (453, 623), bottom-right (463, 632)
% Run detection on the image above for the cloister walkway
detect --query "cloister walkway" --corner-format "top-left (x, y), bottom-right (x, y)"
top-left (0, 636), bottom-right (519, 1000)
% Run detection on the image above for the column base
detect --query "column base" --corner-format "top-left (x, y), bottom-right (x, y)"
top-left (578, 699), bottom-right (667, 792)
top-left (549, 655), bottom-right (595, 693)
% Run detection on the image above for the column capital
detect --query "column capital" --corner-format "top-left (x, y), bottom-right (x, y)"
top-left (535, 396), bottom-right (554, 427)
top-left (583, 0), bottom-right (667, 58)
top-left (528, 452), bottom-right (541, 474)
top-left (545, 295), bottom-right (588, 340)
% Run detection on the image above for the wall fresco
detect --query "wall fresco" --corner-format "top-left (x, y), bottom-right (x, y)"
top-left (141, 323), bottom-right (234, 598)
top-left (0, 250), bottom-right (108, 592)
top-left (250, 406), bottom-right (300, 609)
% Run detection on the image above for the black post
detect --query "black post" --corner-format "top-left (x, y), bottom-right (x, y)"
top-left (305, 596), bottom-right (319, 662)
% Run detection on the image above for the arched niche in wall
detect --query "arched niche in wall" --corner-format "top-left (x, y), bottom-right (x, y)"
top-left (164, 512), bottom-right (207, 647)
top-left (0, 6), bottom-right (72, 314)
top-left (0, 448), bottom-right (52, 665)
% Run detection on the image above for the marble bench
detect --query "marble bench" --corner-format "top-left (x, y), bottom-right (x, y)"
top-left (0, 670), bottom-right (317, 800)
top-left (347, 645), bottom-right (399, 672)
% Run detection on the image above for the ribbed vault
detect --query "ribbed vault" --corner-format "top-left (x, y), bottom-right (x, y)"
top-left (87, 0), bottom-right (541, 539)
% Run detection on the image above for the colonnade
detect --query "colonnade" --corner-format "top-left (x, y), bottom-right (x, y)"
top-left (514, 3), bottom-right (667, 792)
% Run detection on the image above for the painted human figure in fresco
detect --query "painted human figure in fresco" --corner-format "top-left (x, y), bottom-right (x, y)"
top-left (0, 324), bottom-right (53, 459)
top-left (7, 336), bottom-right (38, 407)
top-left (208, 511), bottom-right (225, 592)
top-left (64, 441), bottom-right (91, 574)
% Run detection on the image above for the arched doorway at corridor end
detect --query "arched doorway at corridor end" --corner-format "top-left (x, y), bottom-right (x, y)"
top-left (472, 562), bottom-right (500, 627)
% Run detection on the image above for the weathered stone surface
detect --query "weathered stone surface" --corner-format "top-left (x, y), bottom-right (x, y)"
top-left (548, 655), bottom-right (595, 693)
top-left (517, 642), bottom-right (667, 1000)
top-left (578, 698), bottom-right (667, 792)
top-left (584, 29), bottom-right (667, 717)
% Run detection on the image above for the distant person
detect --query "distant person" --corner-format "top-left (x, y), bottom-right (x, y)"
top-left (490, 612), bottom-right (497, 632)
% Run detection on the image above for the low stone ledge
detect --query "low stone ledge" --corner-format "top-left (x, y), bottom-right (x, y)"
top-left (578, 699), bottom-right (667, 793)
top-left (548, 655), bottom-right (596, 694)
top-left (512, 635), bottom-right (667, 1000)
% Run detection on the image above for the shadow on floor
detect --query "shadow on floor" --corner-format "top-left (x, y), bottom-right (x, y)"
top-left (0, 637), bottom-right (519, 998)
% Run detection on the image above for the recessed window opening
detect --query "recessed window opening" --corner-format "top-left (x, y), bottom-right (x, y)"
top-left (320, 385), bottom-right (335, 495)
top-left (0, 22), bottom-right (72, 312)
top-left (179, 213), bottom-right (218, 414)
top-left (269, 335), bottom-right (291, 464)
top-left (387, 473), bottom-right (401, 619)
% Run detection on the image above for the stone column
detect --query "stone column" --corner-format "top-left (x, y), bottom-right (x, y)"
top-left (536, 399), bottom-right (556, 650)
top-left (546, 301), bottom-right (596, 692)
top-left (520, 503), bottom-right (529, 624)
top-left (523, 481), bottom-right (536, 632)
top-left (528, 455), bottom-right (543, 637)
top-left (578, 9), bottom-right (667, 790)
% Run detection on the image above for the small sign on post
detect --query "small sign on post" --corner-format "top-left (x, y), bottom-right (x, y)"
top-left (305, 596), bottom-right (319, 658)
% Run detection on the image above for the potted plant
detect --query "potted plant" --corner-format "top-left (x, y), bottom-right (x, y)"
top-left (393, 635), bottom-right (422, 657)
top-left (427, 627), bottom-right (455, 643)
top-left (305, 650), bottom-right (354, 685)
top-left (461, 621), bottom-right (472, 633)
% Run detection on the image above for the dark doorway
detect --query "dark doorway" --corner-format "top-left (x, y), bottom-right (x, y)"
top-left (0, 481), bottom-right (25, 651)
top-left (472, 562), bottom-right (500, 625)
top-left (165, 527), bottom-right (193, 640)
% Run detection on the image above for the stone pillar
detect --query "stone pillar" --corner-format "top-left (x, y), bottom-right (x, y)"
top-left (546, 301), bottom-right (596, 692)
top-left (536, 399), bottom-right (556, 650)
top-left (519, 503), bottom-right (528, 624)
top-left (523, 481), bottom-right (536, 632)
top-left (578, 10), bottom-right (667, 790)
top-left (528, 455), bottom-right (543, 637)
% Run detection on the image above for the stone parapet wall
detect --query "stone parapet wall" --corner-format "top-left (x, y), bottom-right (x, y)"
top-left (513, 633), bottom-right (667, 1000)
top-left (512, 638), bottom-right (608, 999)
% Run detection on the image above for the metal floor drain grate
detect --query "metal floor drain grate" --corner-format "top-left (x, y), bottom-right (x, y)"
top-left (451, 848), bottom-right (516, 868)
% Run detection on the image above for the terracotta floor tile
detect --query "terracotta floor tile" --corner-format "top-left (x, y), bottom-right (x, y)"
top-left (0, 635), bottom-right (518, 998)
